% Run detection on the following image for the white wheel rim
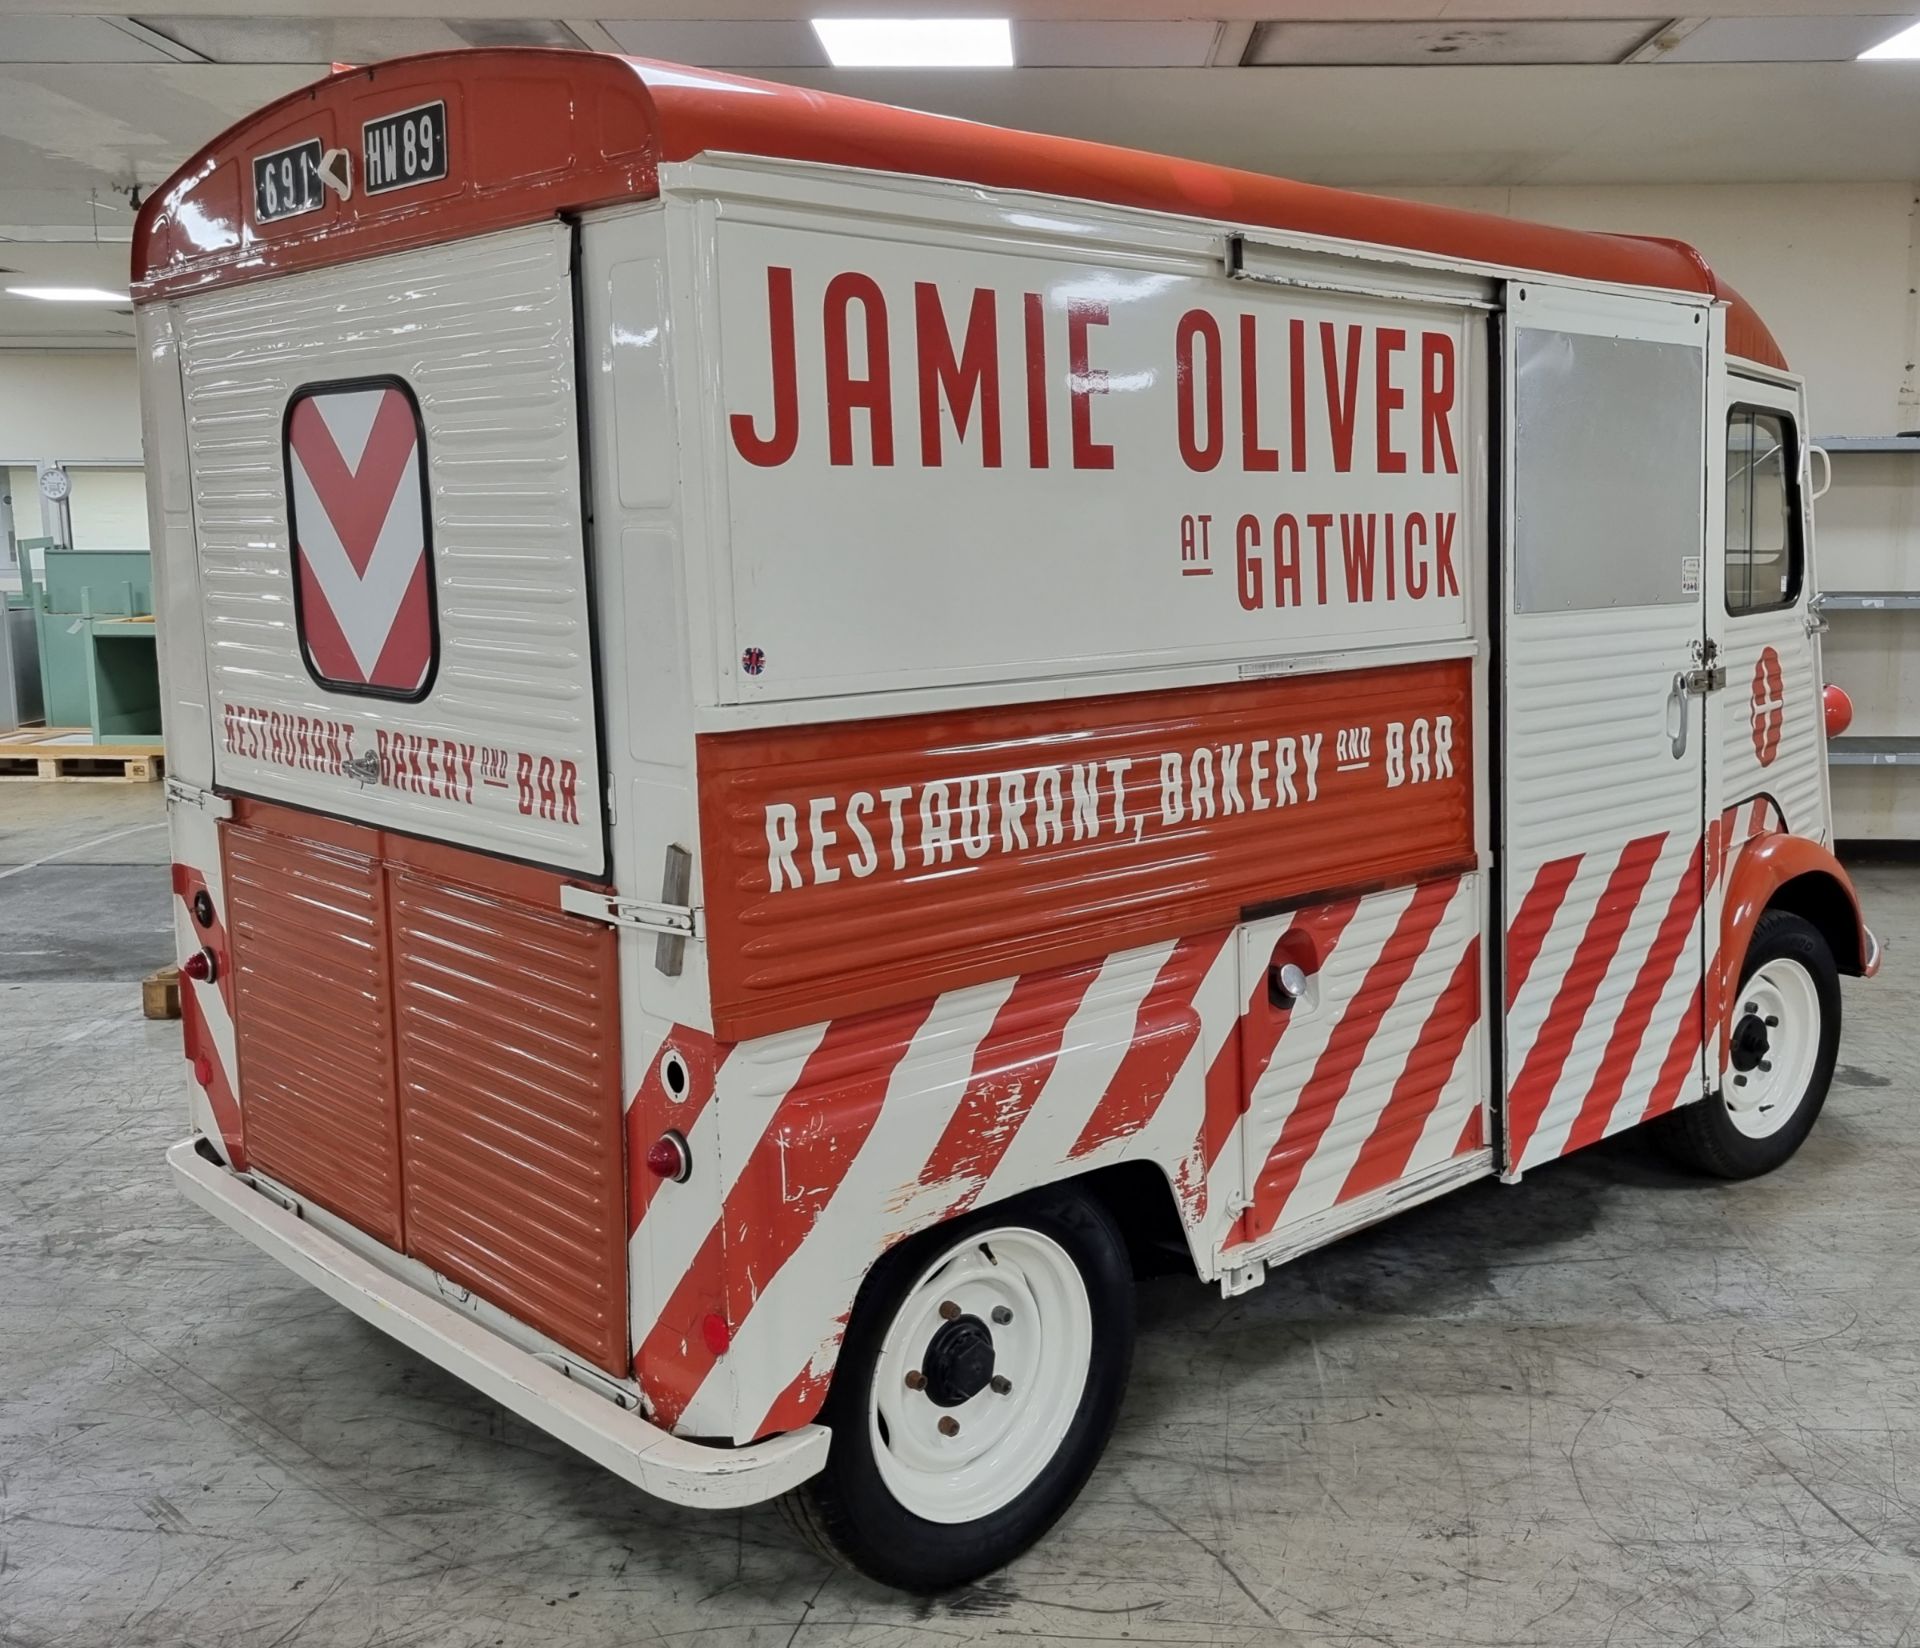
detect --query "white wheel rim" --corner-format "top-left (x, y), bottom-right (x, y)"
top-left (1724, 958), bottom-right (1821, 1140)
top-left (869, 1226), bottom-right (1092, 1525)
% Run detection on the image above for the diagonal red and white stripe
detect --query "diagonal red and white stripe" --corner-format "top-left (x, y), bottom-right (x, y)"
top-left (626, 874), bottom-right (1503, 1443)
top-left (1503, 828), bottom-right (1707, 1172)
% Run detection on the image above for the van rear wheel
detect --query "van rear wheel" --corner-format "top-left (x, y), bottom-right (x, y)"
top-left (781, 1185), bottom-right (1134, 1592)
top-left (1666, 910), bottom-right (1840, 1179)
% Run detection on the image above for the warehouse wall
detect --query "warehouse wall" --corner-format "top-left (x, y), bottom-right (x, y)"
top-left (0, 350), bottom-right (143, 464)
top-left (1391, 181), bottom-right (1919, 435)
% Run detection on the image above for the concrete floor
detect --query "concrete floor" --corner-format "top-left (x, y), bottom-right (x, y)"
top-left (5, 780), bottom-right (1920, 1647)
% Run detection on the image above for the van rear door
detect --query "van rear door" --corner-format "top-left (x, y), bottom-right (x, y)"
top-left (176, 219), bottom-right (605, 877)
top-left (170, 222), bottom-right (630, 1377)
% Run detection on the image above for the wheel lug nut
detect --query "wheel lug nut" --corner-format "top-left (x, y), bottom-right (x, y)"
top-left (991, 1306), bottom-right (1012, 1325)
top-left (904, 1369), bottom-right (925, 1391)
top-left (990, 1374), bottom-right (1012, 1395)
top-left (1765, 1016), bottom-right (1779, 1028)
top-left (1734, 1075), bottom-right (1747, 1087)
top-left (938, 1300), bottom-right (960, 1321)
top-left (1758, 1059), bottom-right (1772, 1073)
top-left (938, 1416), bottom-right (960, 1437)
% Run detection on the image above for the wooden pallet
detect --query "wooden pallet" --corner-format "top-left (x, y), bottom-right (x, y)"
top-left (0, 728), bottom-right (164, 782)
top-left (142, 966), bottom-right (182, 1021)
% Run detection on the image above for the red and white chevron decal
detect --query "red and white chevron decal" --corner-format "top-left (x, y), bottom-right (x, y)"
top-left (286, 383), bottom-right (434, 694)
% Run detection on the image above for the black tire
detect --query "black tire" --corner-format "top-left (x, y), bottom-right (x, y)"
top-left (1666, 909), bottom-right (1840, 1179)
top-left (780, 1183), bottom-right (1134, 1592)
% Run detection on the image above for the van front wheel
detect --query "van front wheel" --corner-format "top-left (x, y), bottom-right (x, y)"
top-left (781, 1185), bottom-right (1134, 1591)
top-left (1667, 909), bottom-right (1840, 1179)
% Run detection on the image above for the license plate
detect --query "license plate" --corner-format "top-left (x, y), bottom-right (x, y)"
top-left (362, 102), bottom-right (449, 196)
top-left (253, 139), bottom-right (326, 224)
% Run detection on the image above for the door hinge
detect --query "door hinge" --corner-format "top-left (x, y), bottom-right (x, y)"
top-left (165, 776), bottom-right (233, 820)
top-left (560, 884), bottom-right (702, 940)
top-left (1805, 594), bottom-right (1831, 636)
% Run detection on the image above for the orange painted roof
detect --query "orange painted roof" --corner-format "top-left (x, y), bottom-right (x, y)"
top-left (133, 48), bottom-right (1783, 368)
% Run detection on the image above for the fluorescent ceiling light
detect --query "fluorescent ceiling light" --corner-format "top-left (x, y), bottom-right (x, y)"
top-left (812, 17), bottom-right (1013, 67)
top-left (1859, 18), bottom-right (1920, 57)
top-left (6, 285), bottom-right (129, 303)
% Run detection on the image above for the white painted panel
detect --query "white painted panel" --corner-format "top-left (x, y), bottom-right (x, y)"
top-left (709, 212), bottom-right (1477, 704)
top-left (175, 221), bottom-right (604, 875)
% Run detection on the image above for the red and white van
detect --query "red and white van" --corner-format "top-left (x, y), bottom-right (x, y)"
top-left (138, 49), bottom-right (1877, 1590)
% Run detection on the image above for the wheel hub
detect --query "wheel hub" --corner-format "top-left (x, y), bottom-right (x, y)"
top-left (921, 1313), bottom-right (996, 1408)
top-left (1729, 1012), bottom-right (1771, 1073)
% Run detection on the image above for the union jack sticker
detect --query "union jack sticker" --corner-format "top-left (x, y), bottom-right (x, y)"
top-left (741, 645), bottom-right (767, 677)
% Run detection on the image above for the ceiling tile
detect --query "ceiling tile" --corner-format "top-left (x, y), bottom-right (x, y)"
top-left (603, 17), bottom-right (1221, 68)
top-left (1652, 14), bottom-right (1917, 61)
top-left (597, 20), bottom-right (825, 66)
top-left (1248, 18), bottom-right (1666, 66)
top-left (1012, 22), bottom-right (1221, 66)
top-left (132, 16), bottom-right (463, 64)
top-left (0, 17), bottom-right (180, 65)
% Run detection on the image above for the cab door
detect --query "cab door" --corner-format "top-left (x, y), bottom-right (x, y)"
top-left (1499, 283), bottom-right (1713, 1175)
top-left (1706, 372), bottom-right (1820, 1084)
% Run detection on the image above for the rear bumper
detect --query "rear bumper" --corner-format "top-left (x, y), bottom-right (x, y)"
top-left (167, 1136), bottom-right (829, 1509)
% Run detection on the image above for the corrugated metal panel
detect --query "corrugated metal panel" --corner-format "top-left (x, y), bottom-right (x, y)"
top-left (1501, 291), bottom-right (1709, 1174)
top-left (174, 219), bottom-right (605, 876)
top-left (223, 821), bottom-right (404, 1247)
top-left (389, 872), bottom-right (628, 1376)
top-left (698, 658), bottom-right (1476, 1040)
top-left (1720, 620), bottom-right (1823, 839)
top-left (1238, 875), bottom-right (1483, 1241)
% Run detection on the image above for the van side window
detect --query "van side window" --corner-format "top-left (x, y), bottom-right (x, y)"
top-left (1724, 406), bottom-right (1802, 615)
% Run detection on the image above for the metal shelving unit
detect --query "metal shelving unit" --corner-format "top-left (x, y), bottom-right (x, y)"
top-left (1819, 590), bottom-right (1920, 611)
top-left (1813, 435), bottom-right (1920, 837)
top-left (1815, 435), bottom-right (1920, 453)
top-left (1830, 736), bottom-right (1920, 767)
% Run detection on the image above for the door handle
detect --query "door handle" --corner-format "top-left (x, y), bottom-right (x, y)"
top-left (1667, 672), bottom-right (1689, 759)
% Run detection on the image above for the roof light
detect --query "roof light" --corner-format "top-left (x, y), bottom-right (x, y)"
top-left (6, 286), bottom-right (130, 303)
top-left (811, 17), bottom-right (1013, 67)
top-left (1859, 19), bottom-right (1920, 58)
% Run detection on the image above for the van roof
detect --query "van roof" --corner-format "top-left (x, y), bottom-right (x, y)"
top-left (133, 47), bottom-right (1784, 369)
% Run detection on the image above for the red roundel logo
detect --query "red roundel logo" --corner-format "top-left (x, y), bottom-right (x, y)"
top-left (1750, 646), bottom-right (1784, 767)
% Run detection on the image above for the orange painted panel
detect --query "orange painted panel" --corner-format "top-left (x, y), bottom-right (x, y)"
top-left (222, 821), bottom-right (405, 1247)
top-left (697, 658), bottom-right (1475, 1041)
top-left (134, 52), bottom-right (656, 299)
top-left (390, 871), bottom-right (629, 1377)
top-left (221, 798), bottom-right (627, 1376)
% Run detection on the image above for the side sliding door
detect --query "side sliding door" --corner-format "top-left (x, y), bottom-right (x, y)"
top-left (1499, 283), bottom-right (1713, 1174)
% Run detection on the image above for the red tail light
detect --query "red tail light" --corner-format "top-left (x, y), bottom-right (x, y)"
top-left (645, 1131), bottom-right (692, 1182)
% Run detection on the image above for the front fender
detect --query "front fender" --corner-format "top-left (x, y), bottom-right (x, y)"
top-left (1722, 832), bottom-right (1878, 986)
